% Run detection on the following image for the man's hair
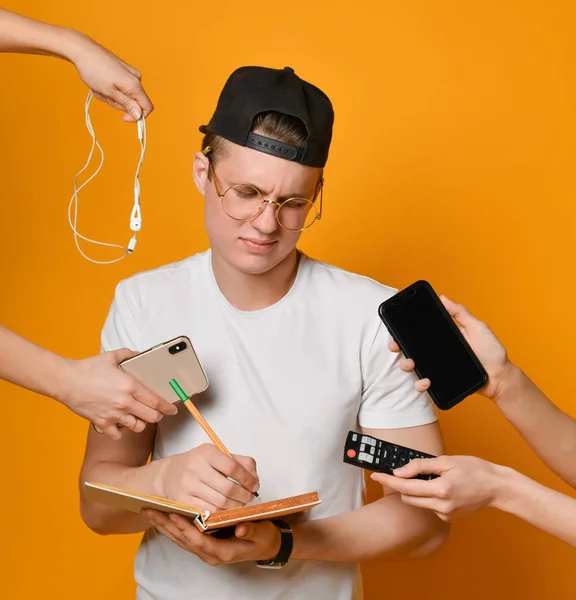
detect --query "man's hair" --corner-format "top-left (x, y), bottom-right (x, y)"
top-left (202, 111), bottom-right (308, 169)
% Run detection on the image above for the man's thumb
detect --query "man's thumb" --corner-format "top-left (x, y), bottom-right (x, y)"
top-left (235, 523), bottom-right (256, 539)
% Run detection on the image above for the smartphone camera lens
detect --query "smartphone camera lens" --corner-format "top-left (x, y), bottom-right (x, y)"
top-left (169, 342), bottom-right (187, 355)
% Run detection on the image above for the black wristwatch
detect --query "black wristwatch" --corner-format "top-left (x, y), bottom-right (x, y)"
top-left (256, 519), bottom-right (293, 569)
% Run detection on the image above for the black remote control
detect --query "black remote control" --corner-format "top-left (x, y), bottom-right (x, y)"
top-left (343, 430), bottom-right (439, 480)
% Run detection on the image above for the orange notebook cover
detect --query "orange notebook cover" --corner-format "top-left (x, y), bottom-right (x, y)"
top-left (84, 481), bottom-right (320, 532)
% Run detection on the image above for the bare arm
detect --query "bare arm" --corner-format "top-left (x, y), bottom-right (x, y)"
top-left (493, 365), bottom-right (576, 487)
top-left (0, 324), bottom-right (176, 438)
top-left (0, 7), bottom-right (78, 58)
top-left (493, 466), bottom-right (576, 546)
top-left (373, 455), bottom-right (576, 547)
top-left (290, 422), bottom-right (449, 562)
top-left (0, 324), bottom-right (75, 402)
top-left (79, 425), bottom-right (160, 534)
top-left (0, 8), bottom-right (153, 120)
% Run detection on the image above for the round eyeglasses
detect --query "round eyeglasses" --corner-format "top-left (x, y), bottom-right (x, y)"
top-left (208, 162), bottom-right (323, 232)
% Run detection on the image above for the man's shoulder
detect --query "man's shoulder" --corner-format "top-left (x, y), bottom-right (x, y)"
top-left (115, 251), bottom-right (209, 300)
top-left (306, 256), bottom-right (398, 305)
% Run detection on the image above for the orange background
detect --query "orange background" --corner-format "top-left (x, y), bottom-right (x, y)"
top-left (1, 1), bottom-right (575, 598)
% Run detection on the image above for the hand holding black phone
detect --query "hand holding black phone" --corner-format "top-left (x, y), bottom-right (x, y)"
top-left (378, 280), bottom-right (488, 410)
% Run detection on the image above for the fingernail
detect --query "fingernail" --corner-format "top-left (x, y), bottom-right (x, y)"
top-left (130, 108), bottom-right (142, 120)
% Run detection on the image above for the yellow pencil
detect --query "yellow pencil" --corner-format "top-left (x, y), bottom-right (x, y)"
top-left (182, 398), bottom-right (232, 458)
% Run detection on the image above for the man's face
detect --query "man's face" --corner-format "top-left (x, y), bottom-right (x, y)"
top-left (193, 142), bottom-right (321, 276)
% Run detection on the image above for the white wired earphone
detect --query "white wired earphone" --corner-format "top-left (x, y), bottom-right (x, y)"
top-left (68, 90), bottom-right (147, 264)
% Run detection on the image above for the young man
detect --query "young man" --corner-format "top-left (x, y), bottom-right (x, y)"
top-left (373, 296), bottom-right (576, 547)
top-left (79, 66), bottom-right (448, 600)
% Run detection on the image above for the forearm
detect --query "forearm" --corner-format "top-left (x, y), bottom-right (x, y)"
top-left (492, 466), bottom-right (576, 547)
top-left (0, 8), bottom-right (84, 61)
top-left (0, 324), bottom-right (75, 403)
top-left (292, 495), bottom-right (448, 562)
top-left (495, 365), bottom-right (576, 486)
top-left (80, 459), bottom-right (164, 535)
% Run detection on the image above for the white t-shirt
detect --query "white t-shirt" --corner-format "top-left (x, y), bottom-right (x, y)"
top-left (100, 249), bottom-right (437, 600)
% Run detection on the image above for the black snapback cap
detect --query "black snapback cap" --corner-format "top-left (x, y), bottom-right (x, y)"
top-left (199, 66), bottom-right (334, 168)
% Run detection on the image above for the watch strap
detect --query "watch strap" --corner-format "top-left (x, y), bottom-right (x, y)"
top-left (256, 519), bottom-right (293, 568)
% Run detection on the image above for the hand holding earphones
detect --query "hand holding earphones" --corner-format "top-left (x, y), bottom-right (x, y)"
top-left (70, 33), bottom-right (154, 123)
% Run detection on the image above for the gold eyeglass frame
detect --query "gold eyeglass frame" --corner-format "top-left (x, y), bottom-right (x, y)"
top-left (203, 146), bottom-right (323, 232)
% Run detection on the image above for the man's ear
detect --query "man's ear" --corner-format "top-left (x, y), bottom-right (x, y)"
top-left (193, 152), bottom-right (210, 195)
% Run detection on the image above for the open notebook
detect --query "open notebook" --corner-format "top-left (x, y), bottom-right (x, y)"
top-left (84, 481), bottom-right (320, 533)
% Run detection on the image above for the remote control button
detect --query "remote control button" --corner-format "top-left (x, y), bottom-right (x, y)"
top-left (352, 434), bottom-right (358, 442)
top-left (359, 452), bottom-right (374, 463)
top-left (347, 449), bottom-right (357, 459)
top-left (360, 443), bottom-right (366, 451)
top-left (370, 446), bottom-right (375, 455)
top-left (361, 436), bottom-right (376, 446)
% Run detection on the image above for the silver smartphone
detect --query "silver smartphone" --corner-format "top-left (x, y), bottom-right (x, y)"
top-left (119, 335), bottom-right (209, 403)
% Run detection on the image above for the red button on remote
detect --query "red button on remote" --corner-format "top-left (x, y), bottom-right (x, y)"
top-left (347, 449), bottom-right (357, 458)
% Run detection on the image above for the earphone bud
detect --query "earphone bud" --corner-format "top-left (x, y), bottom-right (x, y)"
top-left (68, 91), bottom-right (147, 264)
top-left (130, 203), bottom-right (142, 232)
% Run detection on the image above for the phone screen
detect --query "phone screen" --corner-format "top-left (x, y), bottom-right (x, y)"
top-left (379, 281), bottom-right (487, 409)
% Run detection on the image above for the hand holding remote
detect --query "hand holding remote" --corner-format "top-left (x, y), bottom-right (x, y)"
top-left (370, 455), bottom-right (503, 522)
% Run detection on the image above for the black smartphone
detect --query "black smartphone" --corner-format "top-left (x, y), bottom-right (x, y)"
top-left (378, 280), bottom-right (488, 410)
